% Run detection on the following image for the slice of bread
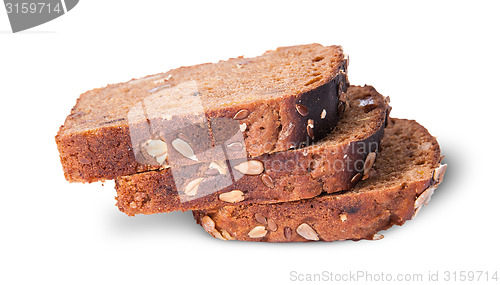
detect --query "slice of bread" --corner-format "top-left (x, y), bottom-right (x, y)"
top-left (56, 44), bottom-right (348, 183)
top-left (192, 118), bottom-right (447, 242)
top-left (115, 85), bottom-right (389, 216)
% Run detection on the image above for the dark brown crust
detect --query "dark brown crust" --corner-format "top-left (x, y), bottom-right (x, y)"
top-left (56, 45), bottom-right (348, 183)
top-left (192, 119), bottom-right (444, 242)
top-left (115, 86), bottom-right (388, 216)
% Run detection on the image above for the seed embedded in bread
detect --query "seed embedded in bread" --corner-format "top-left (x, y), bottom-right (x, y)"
top-left (234, 160), bottom-right (264, 175)
top-left (321, 109), bottom-right (327, 119)
top-left (254, 213), bottom-right (267, 224)
top-left (233, 109), bottom-right (250, 120)
top-left (284, 227), bottom-right (292, 240)
top-left (201, 215), bottom-right (226, 240)
top-left (411, 205), bottom-right (423, 220)
top-left (171, 138), bottom-right (198, 161)
top-left (295, 104), bottom-right (309, 116)
top-left (363, 152), bottom-right (377, 176)
top-left (296, 223), bottom-right (319, 241)
top-left (221, 230), bottom-right (235, 240)
top-left (226, 141), bottom-right (244, 152)
top-left (337, 101), bottom-right (345, 114)
top-left (204, 168), bottom-right (220, 176)
top-left (261, 174), bottom-right (274, 188)
top-left (339, 213), bottom-right (347, 222)
top-left (267, 219), bottom-right (278, 232)
top-left (307, 119), bottom-right (314, 138)
top-left (184, 178), bottom-right (204, 196)
top-left (414, 186), bottom-right (436, 209)
top-left (239, 123), bottom-right (247, 132)
top-left (351, 172), bottom-right (362, 184)
top-left (144, 139), bottom-right (168, 157)
top-left (219, 190), bottom-right (245, 203)
top-left (372, 233), bottom-right (384, 240)
top-left (433, 164), bottom-right (447, 184)
top-left (208, 161), bottom-right (228, 175)
top-left (248, 226), bottom-right (267, 238)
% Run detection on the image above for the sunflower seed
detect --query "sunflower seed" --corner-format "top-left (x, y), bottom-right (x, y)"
top-left (226, 141), bottom-right (244, 152)
top-left (233, 109), bottom-right (250, 120)
top-left (295, 104), bottom-right (309, 116)
top-left (296, 223), bottom-right (319, 241)
top-left (248, 226), bottom-right (267, 238)
top-left (338, 101), bottom-right (345, 113)
top-left (432, 164), bottom-right (447, 184)
top-left (144, 139), bottom-right (167, 157)
top-left (201, 216), bottom-right (216, 232)
top-left (209, 161), bottom-right (228, 175)
top-left (172, 138), bottom-right (198, 161)
top-left (239, 123), bottom-right (247, 132)
top-left (320, 109), bottom-right (327, 119)
top-left (129, 201), bottom-right (137, 209)
top-left (213, 232), bottom-right (227, 240)
top-left (284, 227), bottom-right (292, 240)
top-left (267, 219), bottom-right (278, 232)
top-left (363, 152), bottom-right (377, 176)
top-left (254, 213), bottom-right (267, 224)
top-left (221, 230), bottom-right (235, 240)
top-left (414, 186), bottom-right (437, 209)
top-left (155, 153), bottom-right (168, 165)
top-left (261, 174), bottom-right (275, 188)
top-left (372, 233), bottom-right (384, 240)
top-left (201, 216), bottom-right (226, 240)
top-left (204, 168), bottom-right (220, 176)
top-left (307, 119), bottom-right (314, 138)
top-left (411, 204), bottom-right (423, 220)
top-left (339, 213), bottom-right (347, 222)
top-left (219, 190), bottom-right (245, 203)
top-left (351, 172), bottom-right (362, 184)
top-left (234, 160), bottom-right (264, 175)
top-left (184, 178), bottom-right (204, 196)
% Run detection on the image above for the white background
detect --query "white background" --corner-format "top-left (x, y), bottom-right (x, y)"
top-left (1, 1), bottom-right (499, 284)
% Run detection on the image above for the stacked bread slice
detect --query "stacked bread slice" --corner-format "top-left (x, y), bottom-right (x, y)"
top-left (56, 44), bottom-right (446, 242)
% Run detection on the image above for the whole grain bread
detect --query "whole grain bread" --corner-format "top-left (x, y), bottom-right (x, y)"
top-left (192, 118), bottom-right (447, 242)
top-left (115, 85), bottom-right (389, 216)
top-left (56, 44), bottom-right (348, 183)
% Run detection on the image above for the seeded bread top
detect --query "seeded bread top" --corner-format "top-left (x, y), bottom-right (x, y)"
top-left (59, 44), bottom-right (344, 134)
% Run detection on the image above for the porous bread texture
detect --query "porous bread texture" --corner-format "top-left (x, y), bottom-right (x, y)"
top-left (192, 118), bottom-right (446, 242)
top-left (115, 85), bottom-right (389, 216)
top-left (56, 44), bottom-right (348, 182)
